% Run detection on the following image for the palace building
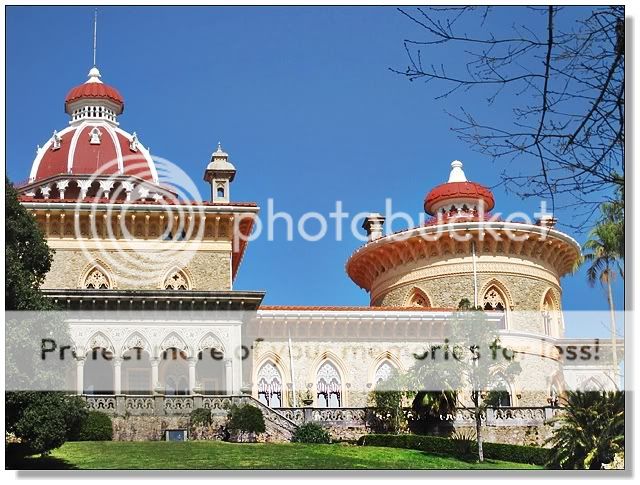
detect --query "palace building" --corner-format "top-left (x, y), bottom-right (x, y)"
top-left (13, 65), bottom-right (617, 443)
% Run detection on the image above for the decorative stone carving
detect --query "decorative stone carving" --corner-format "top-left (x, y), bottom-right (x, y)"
top-left (84, 268), bottom-right (110, 289)
top-left (164, 270), bottom-right (189, 290)
top-left (89, 126), bottom-right (102, 144)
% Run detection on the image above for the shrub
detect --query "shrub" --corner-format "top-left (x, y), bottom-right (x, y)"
top-left (190, 408), bottom-right (212, 427)
top-left (292, 422), bottom-right (331, 444)
top-left (227, 404), bottom-right (266, 442)
top-left (450, 429), bottom-right (476, 460)
top-left (76, 411), bottom-right (113, 441)
top-left (357, 434), bottom-right (550, 465)
top-left (6, 392), bottom-right (88, 457)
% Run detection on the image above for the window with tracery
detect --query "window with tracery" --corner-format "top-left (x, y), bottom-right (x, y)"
top-left (84, 268), bottom-right (110, 289)
top-left (374, 361), bottom-right (394, 387)
top-left (257, 363), bottom-right (283, 407)
top-left (408, 289), bottom-right (431, 308)
top-left (317, 362), bottom-right (341, 408)
top-left (164, 270), bottom-right (189, 290)
top-left (483, 286), bottom-right (506, 311)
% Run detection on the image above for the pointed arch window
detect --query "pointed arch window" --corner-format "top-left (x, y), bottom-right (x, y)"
top-left (84, 268), bottom-right (111, 289)
top-left (483, 285), bottom-right (506, 311)
top-left (374, 361), bottom-right (396, 390)
top-left (408, 288), bottom-right (431, 308)
top-left (542, 290), bottom-right (560, 336)
top-left (488, 375), bottom-right (512, 407)
top-left (317, 362), bottom-right (341, 408)
top-left (257, 362), bottom-right (283, 408)
top-left (164, 270), bottom-right (189, 290)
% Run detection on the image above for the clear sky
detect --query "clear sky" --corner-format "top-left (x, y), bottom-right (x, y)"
top-left (5, 6), bottom-right (624, 338)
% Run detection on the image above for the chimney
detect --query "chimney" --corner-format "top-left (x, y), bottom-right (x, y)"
top-left (362, 213), bottom-right (386, 241)
top-left (536, 215), bottom-right (557, 229)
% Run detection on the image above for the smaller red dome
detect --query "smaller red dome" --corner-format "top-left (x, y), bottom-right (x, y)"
top-left (65, 82), bottom-right (124, 113)
top-left (424, 181), bottom-right (495, 215)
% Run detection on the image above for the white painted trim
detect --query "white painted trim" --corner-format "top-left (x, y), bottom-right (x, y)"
top-left (114, 127), bottom-right (159, 183)
top-left (28, 126), bottom-right (75, 182)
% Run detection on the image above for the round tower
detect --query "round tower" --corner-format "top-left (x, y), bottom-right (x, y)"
top-left (346, 160), bottom-right (581, 338)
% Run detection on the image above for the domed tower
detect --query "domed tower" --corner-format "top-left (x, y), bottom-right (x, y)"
top-left (346, 160), bottom-right (581, 338)
top-left (15, 66), bottom-right (258, 293)
top-left (19, 67), bottom-right (161, 200)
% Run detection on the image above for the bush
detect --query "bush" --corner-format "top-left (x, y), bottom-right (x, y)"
top-left (190, 408), bottom-right (212, 427)
top-left (450, 429), bottom-right (476, 460)
top-left (75, 411), bottom-right (113, 441)
top-left (227, 404), bottom-right (266, 442)
top-left (357, 434), bottom-right (550, 465)
top-left (292, 422), bottom-right (331, 444)
top-left (6, 392), bottom-right (88, 457)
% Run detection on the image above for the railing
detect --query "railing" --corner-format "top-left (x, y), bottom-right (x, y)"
top-left (453, 406), bottom-right (562, 426)
top-left (82, 394), bottom-right (298, 439)
top-left (83, 395), bottom-right (561, 430)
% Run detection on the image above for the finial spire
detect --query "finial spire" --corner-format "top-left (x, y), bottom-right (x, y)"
top-left (92, 8), bottom-right (98, 68)
top-left (217, 141), bottom-right (222, 152)
top-left (448, 160), bottom-right (467, 183)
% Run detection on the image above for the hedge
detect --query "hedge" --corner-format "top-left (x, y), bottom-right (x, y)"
top-left (357, 434), bottom-right (550, 466)
top-left (75, 411), bottom-right (113, 441)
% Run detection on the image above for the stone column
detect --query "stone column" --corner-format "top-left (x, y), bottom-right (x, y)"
top-left (188, 358), bottom-right (197, 394)
top-left (76, 358), bottom-right (85, 395)
top-left (151, 357), bottom-right (159, 391)
top-left (225, 359), bottom-right (233, 395)
top-left (113, 358), bottom-right (122, 395)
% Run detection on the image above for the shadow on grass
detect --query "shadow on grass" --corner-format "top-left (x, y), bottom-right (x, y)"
top-left (6, 455), bottom-right (78, 470)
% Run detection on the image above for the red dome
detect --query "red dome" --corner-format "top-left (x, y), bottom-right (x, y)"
top-left (29, 124), bottom-right (157, 185)
top-left (424, 181), bottom-right (495, 215)
top-left (65, 82), bottom-right (124, 113)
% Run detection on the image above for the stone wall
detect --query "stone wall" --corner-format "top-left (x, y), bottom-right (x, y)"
top-left (43, 248), bottom-right (231, 290)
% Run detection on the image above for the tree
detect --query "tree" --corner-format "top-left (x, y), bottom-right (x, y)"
top-left (405, 301), bottom-right (521, 462)
top-left (226, 404), bottom-right (266, 442)
top-left (368, 368), bottom-right (407, 434)
top-left (5, 177), bottom-right (54, 311)
top-left (582, 211), bottom-right (624, 387)
top-left (5, 178), bottom-right (86, 461)
top-left (545, 391), bottom-right (624, 469)
top-left (394, 6), bottom-right (624, 228)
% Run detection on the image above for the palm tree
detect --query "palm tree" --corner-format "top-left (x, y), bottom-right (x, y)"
top-left (545, 391), bottom-right (624, 469)
top-left (582, 221), bottom-right (623, 387)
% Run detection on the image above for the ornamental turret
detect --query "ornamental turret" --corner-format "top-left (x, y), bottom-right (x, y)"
top-left (204, 142), bottom-right (236, 203)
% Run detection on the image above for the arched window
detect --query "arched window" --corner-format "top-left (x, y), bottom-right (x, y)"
top-left (489, 376), bottom-right (512, 407)
top-left (542, 290), bottom-right (560, 336)
top-left (374, 361), bottom-right (397, 391)
top-left (164, 270), bottom-right (189, 290)
top-left (217, 186), bottom-right (225, 198)
top-left (581, 377), bottom-right (604, 392)
top-left (84, 268), bottom-right (111, 289)
top-left (407, 288), bottom-right (431, 308)
top-left (316, 362), bottom-right (341, 408)
top-left (483, 285), bottom-right (506, 311)
top-left (257, 362), bottom-right (283, 407)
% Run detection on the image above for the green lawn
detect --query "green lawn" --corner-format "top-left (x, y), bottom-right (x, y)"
top-left (16, 441), bottom-right (542, 470)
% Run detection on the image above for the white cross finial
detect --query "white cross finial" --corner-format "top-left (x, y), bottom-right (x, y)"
top-left (448, 160), bottom-right (467, 183)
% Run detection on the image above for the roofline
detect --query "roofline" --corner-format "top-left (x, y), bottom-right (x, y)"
top-left (20, 200), bottom-right (260, 213)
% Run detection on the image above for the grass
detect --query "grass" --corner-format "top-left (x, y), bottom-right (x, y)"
top-left (14, 441), bottom-right (542, 470)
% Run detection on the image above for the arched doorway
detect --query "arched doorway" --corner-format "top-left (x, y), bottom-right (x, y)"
top-left (122, 348), bottom-right (152, 394)
top-left (196, 347), bottom-right (227, 395)
top-left (83, 347), bottom-right (114, 395)
top-left (159, 348), bottom-right (189, 395)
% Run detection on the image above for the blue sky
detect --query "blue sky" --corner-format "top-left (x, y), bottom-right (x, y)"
top-left (6, 6), bottom-right (623, 337)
